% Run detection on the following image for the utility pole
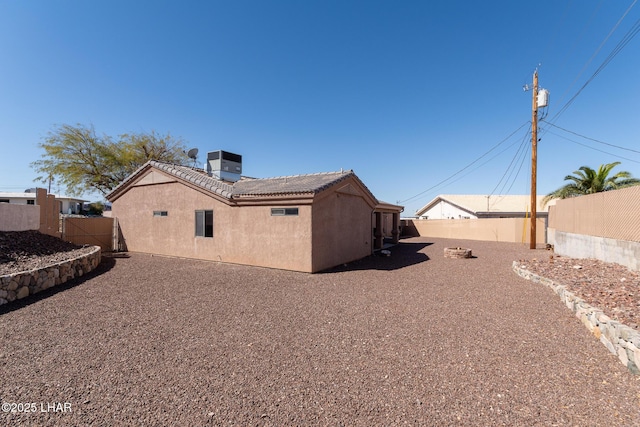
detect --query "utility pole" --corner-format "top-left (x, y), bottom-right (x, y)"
top-left (530, 70), bottom-right (538, 249)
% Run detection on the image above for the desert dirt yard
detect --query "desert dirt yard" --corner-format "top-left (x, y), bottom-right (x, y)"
top-left (1, 237), bottom-right (639, 426)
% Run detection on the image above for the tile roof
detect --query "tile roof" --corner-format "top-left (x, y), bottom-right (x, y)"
top-left (233, 171), bottom-right (353, 196)
top-left (108, 161), bottom-right (363, 201)
top-left (151, 161), bottom-right (235, 198)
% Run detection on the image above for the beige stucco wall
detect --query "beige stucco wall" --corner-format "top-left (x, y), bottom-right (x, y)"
top-left (311, 188), bottom-right (373, 272)
top-left (112, 181), bottom-right (315, 272)
top-left (36, 189), bottom-right (62, 237)
top-left (408, 218), bottom-right (547, 245)
top-left (0, 203), bottom-right (40, 231)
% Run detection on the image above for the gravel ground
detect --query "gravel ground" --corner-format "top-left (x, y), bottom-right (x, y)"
top-left (517, 255), bottom-right (640, 330)
top-left (1, 237), bottom-right (639, 426)
top-left (0, 231), bottom-right (95, 275)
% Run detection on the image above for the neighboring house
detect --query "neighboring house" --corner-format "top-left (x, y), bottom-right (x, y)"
top-left (415, 194), bottom-right (554, 219)
top-left (0, 190), bottom-right (86, 214)
top-left (107, 153), bottom-right (403, 273)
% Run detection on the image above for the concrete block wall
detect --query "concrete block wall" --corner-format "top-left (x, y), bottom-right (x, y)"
top-left (550, 230), bottom-right (640, 272)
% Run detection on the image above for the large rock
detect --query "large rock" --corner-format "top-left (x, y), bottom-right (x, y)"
top-left (16, 286), bottom-right (29, 299)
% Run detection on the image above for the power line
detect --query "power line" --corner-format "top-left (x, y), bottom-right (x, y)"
top-left (553, 0), bottom-right (621, 111)
top-left (549, 4), bottom-right (640, 123)
top-left (398, 122), bottom-right (530, 205)
top-left (541, 0), bottom-right (577, 66)
top-left (490, 127), bottom-right (531, 197)
top-left (437, 134), bottom-right (528, 193)
top-left (542, 121), bottom-right (640, 154)
top-left (545, 129), bottom-right (640, 164)
top-left (503, 142), bottom-right (530, 195)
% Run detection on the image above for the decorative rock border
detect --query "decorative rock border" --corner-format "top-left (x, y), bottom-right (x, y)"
top-left (0, 246), bottom-right (101, 306)
top-left (513, 261), bottom-right (640, 375)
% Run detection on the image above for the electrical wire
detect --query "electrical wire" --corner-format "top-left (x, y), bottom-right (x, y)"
top-left (421, 126), bottom-right (532, 201)
top-left (398, 122), bottom-right (530, 204)
top-left (489, 127), bottom-right (531, 196)
top-left (552, 0), bottom-right (613, 111)
top-left (549, 4), bottom-right (640, 123)
top-left (486, 140), bottom-right (531, 211)
top-left (542, 121), bottom-right (640, 154)
top-left (436, 134), bottom-right (528, 192)
top-left (545, 129), bottom-right (640, 164)
top-left (503, 140), bottom-right (531, 195)
top-left (541, 0), bottom-right (577, 66)
top-left (489, 126), bottom-right (531, 196)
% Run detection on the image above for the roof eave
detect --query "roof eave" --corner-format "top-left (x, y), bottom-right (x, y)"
top-left (106, 161), bottom-right (154, 202)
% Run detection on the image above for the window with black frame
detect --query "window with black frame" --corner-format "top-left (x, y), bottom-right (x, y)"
top-left (195, 210), bottom-right (214, 237)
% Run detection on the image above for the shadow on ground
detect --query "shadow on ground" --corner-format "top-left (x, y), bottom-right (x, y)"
top-left (0, 255), bottom-right (119, 316)
top-left (321, 242), bottom-right (432, 273)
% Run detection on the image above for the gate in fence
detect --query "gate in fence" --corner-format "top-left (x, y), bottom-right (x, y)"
top-left (62, 216), bottom-right (121, 252)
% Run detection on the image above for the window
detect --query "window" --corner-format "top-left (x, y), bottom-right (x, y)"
top-left (27, 200), bottom-right (35, 205)
top-left (153, 211), bottom-right (168, 217)
top-left (271, 207), bottom-right (299, 216)
top-left (195, 210), bottom-right (214, 237)
top-left (0, 199), bottom-right (9, 203)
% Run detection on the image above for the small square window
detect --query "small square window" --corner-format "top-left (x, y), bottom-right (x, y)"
top-left (153, 211), bottom-right (168, 217)
top-left (271, 207), bottom-right (298, 216)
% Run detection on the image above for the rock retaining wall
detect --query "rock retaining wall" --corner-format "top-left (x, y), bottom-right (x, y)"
top-left (513, 261), bottom-right (640, 375)
top-left (0, 247), bottom-right (101, 305)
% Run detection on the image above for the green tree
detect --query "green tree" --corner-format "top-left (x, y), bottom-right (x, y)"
top-left (31, 124), bottom-right (191, 196)
top-left (86, 201), bottom-right (104, 216)
top-left (543, 162), bottom-right (640, 205)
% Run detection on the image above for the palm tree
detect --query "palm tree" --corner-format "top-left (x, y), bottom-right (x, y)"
top-left (543, 162), bottom-right (640, 206)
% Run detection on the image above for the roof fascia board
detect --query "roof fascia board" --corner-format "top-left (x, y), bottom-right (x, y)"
top-left (415, 196), bottom-right (443, 216)
top-left (418, 197), bottom-right (476, 216)
top-left (176, 179), bottom-right (235, 205)
top-left (440, 198), bottom-right (477, 216)
top-left (232, 194), bottom-right (315, 206)
top-left (108, 163), bottom-right (234, 206)
top-left (313, 174), bottom-right (378, 208)
top-left (107, 162), bottom-right (154, 202)
top-left (375, 203), bottom-right (404, 213)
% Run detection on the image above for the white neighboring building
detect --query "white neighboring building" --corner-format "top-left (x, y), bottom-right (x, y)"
top-left (415, 195), bottom-right (555, 219)
top-left (0, 190), bottom-right (87, 214)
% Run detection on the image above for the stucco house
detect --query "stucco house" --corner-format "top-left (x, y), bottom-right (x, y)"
top-left (0, 190), bottom-right (86, 215)
top-left (415, 194), bottom-right (554, 220)
top-left (107, 152), bottom-right (403, 273)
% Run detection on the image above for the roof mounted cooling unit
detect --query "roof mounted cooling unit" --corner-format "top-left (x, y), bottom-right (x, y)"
top-left (206, 150), bottom-right (242, 182)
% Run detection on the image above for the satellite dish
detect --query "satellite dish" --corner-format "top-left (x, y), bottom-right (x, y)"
top-left (187, 148), bottom-right (199, 167)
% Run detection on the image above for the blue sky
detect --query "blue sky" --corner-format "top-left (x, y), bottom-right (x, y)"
top-left (1, 1), bottom-right (639, 215)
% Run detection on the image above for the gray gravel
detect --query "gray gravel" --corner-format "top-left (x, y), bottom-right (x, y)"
top-left (1, 237), bottom-right (639, 426)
